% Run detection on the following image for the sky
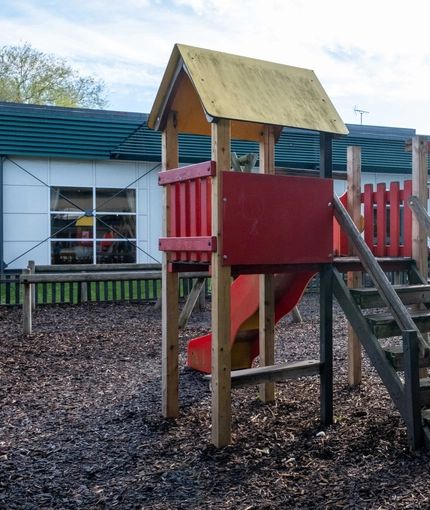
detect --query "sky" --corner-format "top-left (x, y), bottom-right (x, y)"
top-left (2, 0), bottom-right (430, 133)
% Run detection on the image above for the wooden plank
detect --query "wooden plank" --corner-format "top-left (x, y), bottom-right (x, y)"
top-left (363, 184), bottom-right (374, 251)
top-left (411, 136), bottom-right (429, 379)
top-left (161, 111), bottom-right (180, 418)
top-left (347, 146), bottom-right (362, 386)
top-left (384, 345), bottom-right (430, 371)
top-left (419, 378), bottom-right (430, 406)
top-left (402, 330), bottom-right (423, 449)
top-left (366, 309), bottom-right (430, 338)
top-left (259, 124), bottom-right (276, 403)
top-left (333, 194), bottom-right (429, 358)
top-left (211, 118), bottom-right (232, 448)
top-left (178, 277), bottom-right (206, 329)
top-left (350, 284), bottom-right (430, 309)
top-left (204, 360), bottom-right (321, 388)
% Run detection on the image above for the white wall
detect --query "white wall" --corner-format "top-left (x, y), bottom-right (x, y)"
top-left (3, 157), bottom-right (163, 270)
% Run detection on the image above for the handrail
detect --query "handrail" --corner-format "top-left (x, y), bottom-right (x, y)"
top-left (333, 194), bottom-right (429, 358)
top-left (407, 195), bottom-right (430, 238)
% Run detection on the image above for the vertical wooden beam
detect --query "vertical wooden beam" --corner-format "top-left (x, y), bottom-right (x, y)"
top-left (319, 133), bottom-right (333, 179)
top-left (411, 135), bottom-right (429, 379)
top-left (319, 131), bottom-right (333, 424)
top-left (346, 146), bottom-right (362, 386)
top-left (403, 330), bottom-right (423, 450)
top-left (320, 263), bottom-right (333, 425)
top-left (211, 119), bottom-right (232, 447)
top-left (28, 260), bottom-right (36, 310)
top-left (22, 268), bottom-right (32, 335)
top-left (259, 125), bottom-right (276, 403)
top-left (161, 111), bottom-right (180, 418)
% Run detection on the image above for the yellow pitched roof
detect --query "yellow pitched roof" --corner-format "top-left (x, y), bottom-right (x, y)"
top-left (148, 44), bottom-right (348, 141)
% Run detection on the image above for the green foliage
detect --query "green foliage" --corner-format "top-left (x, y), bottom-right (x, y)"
top-left (0, 42), bottom-right (109, 109)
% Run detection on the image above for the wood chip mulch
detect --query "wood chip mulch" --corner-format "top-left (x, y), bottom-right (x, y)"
top-left (1, 293), bottom-right (430, 509)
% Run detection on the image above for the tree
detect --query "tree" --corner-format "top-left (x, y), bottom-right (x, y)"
top-left (0, 43), bottom-right (109, 109)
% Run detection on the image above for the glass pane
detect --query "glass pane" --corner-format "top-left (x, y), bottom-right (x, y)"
top-left (51, 241), bottom-right (93, 265)
top-left (96, 188), bottom-right (136, 213)
top-left (51, 214), bottom-right (94, 241)
top-left (97, 241), bottom-right (136, 264)
top-left (51, 187), bottom-right (92, 212)
top-left (96, 215), bottom-right (136, 239)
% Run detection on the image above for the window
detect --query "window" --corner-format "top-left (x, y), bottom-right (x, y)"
top-left (50, 187), bottom-right (137, 264)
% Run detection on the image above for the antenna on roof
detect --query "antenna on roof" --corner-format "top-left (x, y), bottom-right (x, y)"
top-left (354, 105), bottom-right (369, 125)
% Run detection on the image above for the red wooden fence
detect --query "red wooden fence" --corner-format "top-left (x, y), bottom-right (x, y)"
top-left (158, 161), bottom-right (216, 262)
top-left (335, 180), bottom-right (413, 257)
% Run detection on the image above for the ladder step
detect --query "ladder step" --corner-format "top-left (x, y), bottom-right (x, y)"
top-left (203, 359), bottom-right (321, 388)
top-left (366, 309), bottom-right (430, 338)
top-left (420, 378), bottom-right (430, 407)
top-left (384, 345), bottom-right (430, 371)
top-left (350, 285), bottom-right (430, 309)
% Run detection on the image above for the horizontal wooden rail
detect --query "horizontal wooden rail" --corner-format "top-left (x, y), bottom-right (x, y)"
top-left (204, 360), bottom-right (321, 388)
top-left (20, 271), bottom-right (209, 284)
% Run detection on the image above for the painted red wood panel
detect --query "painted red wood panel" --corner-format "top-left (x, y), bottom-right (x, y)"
top-left (159, 236), bottom-right (217, 252)
top-left (363, 184), bottom-right (375, 253)
top-left (375, 183), bottom-right (387, 257)
top-left (387, 182), bottom-right (401, 257)
top-left (221, 173), bottom-right (333, 266)
top-left (402, 180), bottom-right (413, 257)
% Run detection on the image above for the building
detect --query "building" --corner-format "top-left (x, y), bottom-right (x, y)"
top-left (0, 101), bottom-right (426, 271)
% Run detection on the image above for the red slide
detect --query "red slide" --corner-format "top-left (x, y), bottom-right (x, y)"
top-left (187, 271), bottom-right (315, 373)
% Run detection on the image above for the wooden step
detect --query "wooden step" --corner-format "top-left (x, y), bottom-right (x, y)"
top-left (420, 378), bottom-right (430, 407)
top-left (384, 345), bottom-right (430, 371)
top-left (350, 285), bottom-right (430, 309)
top-left (366, 309), bottom-right (430, 338)
top-left (203, 359), bottom-right (321, 389)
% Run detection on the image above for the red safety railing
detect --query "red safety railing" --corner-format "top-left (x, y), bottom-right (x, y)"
top-left (334, 180), bottom-right (413, 257)
top-left (158, 161), bottom-right (216, 262)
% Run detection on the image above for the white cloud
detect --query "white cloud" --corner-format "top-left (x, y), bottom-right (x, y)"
top-left (1, 0), bottom-right (430, 131)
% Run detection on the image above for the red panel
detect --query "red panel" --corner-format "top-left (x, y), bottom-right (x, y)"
top-left (189, 179), bottom-right (197, 261)
top-left (158, 161), bottom-right (216, 185)
top-left (363, 184), bottom-right (375, 252)
top-left (159, 236), bottom-right (217, 252)
top-left (375, 183), bottom-right (387, 257)
top-left (333, 191), bottom-right (349, 256)
top-left (402, 180), bottom-right (413, 257)
top-left (169, 182), bottom-right (180, 260)
top-left (387, 182), bottom-right (400, 257)
top-left (221, 173), bottom-right (333, 266)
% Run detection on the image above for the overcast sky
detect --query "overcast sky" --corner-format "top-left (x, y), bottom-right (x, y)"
top-left (2, 0), bottom-right (430, 134)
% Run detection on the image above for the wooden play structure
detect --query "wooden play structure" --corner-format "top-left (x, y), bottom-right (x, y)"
top-left (149, 44), bottom-right (430, 450)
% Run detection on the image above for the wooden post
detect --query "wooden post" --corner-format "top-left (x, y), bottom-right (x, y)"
top-left (411, 135), bottom-right (429, 378)
top-left (161, 111), bottom-right (180, 418)
top-left (80, 271), bottom-right (87, 303)
top-left (28, 260), bottom-right (36, 311)
top-left (319, 132), bottom-right (333, 425)
top-left (211, 118), bottom-right (232, 447)
top-left (346, 146), bottom-right (362, 386)
top-left (402, 330), bottom-right (423, 449)
top-left (22, 268), bottom-right (32, 335)
top-left (259, 125), bottom-right (276, 403)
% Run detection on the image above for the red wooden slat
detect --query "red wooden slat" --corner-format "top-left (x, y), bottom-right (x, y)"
top-left (387, 182), bottom-right (400, 257)
top-left (158, 161), bottom-right (216, 185)
top-left (170, 182), bottom-right (181, 260)
top-left (402, 180), bottom-right (413, 257)
top-left (159, 236), bottom-right (217, 252)
top-left (363, 184), bottom-right (375, 253)
top-left (189, 179), bottom-right (197, 261)
top-left (375, 183), bottom-right (387, 257)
